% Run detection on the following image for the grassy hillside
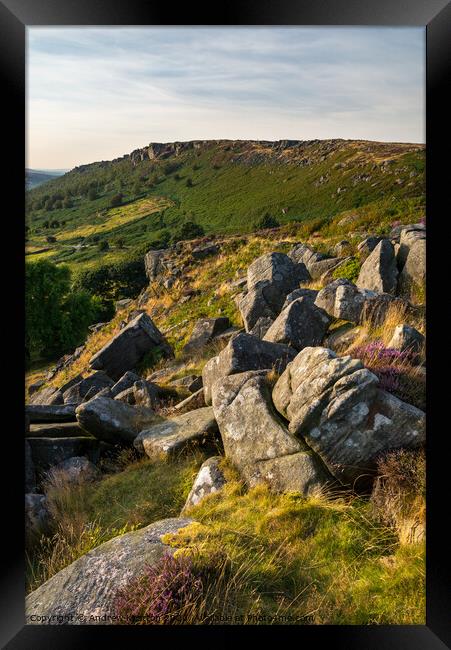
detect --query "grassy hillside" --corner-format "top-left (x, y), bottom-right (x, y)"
top-left (26, 169), bottom-right (66, 190)
top-left (25, 139), bottom-right (425, 274)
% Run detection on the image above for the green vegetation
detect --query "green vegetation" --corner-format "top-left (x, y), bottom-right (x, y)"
top-left (332, 256), bottom-right (361, 282)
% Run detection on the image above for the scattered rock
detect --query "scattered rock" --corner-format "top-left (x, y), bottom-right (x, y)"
top-left (110, 371), bottom-right (143, 398)
top-left (28, 379), bottom-right (45, 396)
top-left (25, 518), bottom-right (193, 624)
top-left (28, 422), bottom-right (88, 438)
top-left (89, 312), bottom-right (173, 380)
top-left (357, 236), bottom-right (383, 259)
top-left (134, 407), bottom-right (219, 459)
top-left (191, 243), bottom-right (220, 260)
top-left (62, 372), bottom-right (114, 405)
top-left (212, 371), bottom-right (329, 494)
top-left (263, 297), bottom-right (331, 350)
top-left (182, 317), bottom-right (231, 355)
top-left (26, 404), bottom-right (78, 424)
top-left (144, 249), bottom-right (167, 281)
top-left (334, 240), bottom-right (352, 257)
top-left (29, 387), bottom-right (64, 406)
top-left (76, 396), bottom-right (160, 444)
top-left (47, 456), bottom-right (101, 485)
top-left (27, 437), bottom-right (101, 472)
top-left (324, 324), bottom-right (363, 353)
top-left (115, 298), bottom-right (133, 311)
top-left (181, 457), bottom-right (226, 512)
top-left (356, 239), bottom-right (398, 294)
top-left (388, 325), bottom-right (424, 354)
top-left (202, 332), bottom-right (297, 405)
top-left (172, 388), bottom-right (206, 414)
top-left (272, 347), bottom-right (426, 485)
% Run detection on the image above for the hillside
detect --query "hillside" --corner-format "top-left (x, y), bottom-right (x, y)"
top-left (26, 168), bottom-right (66, 190)
top-left (25, 139), bottom-right (425, 273)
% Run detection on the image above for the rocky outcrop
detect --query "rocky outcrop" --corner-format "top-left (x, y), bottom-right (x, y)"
top-left (62, 372), bottom-right (114, 406)
top-left (134, 407), bottom-right (219, 459)
top-left (76, 396), bottom-right (159, 444)
top-left (29, 387), bottom-right (64, 406)
top-left (263, 297), bottom-right (331, 350)
top-left (272, 347), bottom-right (426, 485)
top-left (27, 437), bottom-right (102, 472)
top-left (144, 249), bottom-right (167, 282)
top-left (182, 317), bottom-right (230, 355)
top-left (26, 518), bottom-right (193, 624)
top-left (181, 456), bottom-right (226, 512)
top-left (356, 239), bottom-right (398, 294)
top-left (212, 371), bottom-right (329, 494)
top-left (397, 224), bottom-right (426, 269)
top-left (89, 313), bottom-right (173, 380)
top-left (202, 333), bottom-right (297, 405)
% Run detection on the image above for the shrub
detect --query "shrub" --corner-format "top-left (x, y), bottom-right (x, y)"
top-left (110, 193), bottom-right (123, 207)
top-left (255, 213), bottom-right (280, 229)
top-left (98, 240), bottom-right (109, 252)
top-left (88, 188), bottom-right (98, 201)
top-left (173, 221), bottom-right (205, 243)
top-left (185, 177), bottom-right (193, 187)
top-left (332, 257), bottom-right (361, 283)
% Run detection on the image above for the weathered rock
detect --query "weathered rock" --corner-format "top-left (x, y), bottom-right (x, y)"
top-left (29, 387), bottom-right (64, 406)
top-left (397, 225), bottom-right (426, 269)
top-left (356, 239), bottom-right (398, 294)
top-left (28, 437), bottom-right (101, 472)
top-left (334, 240), bottom-right (352, 257)
top-left (28, 379), bottom-right (45, 396)
top-left (248, 316), bottom-right (274, 338)
top-left (282, 288), bottom-right (318, 310)
top-left (25, 440), bottom-right (36, 492)
top-left (172, 388), bottom-right (206, 414)
top-left (62, 372), bottom-right (114, 405)
top-left (191, 243), bottom-right (220, 260)
top-left (181, 457), bottom-right (226, 512)
top-left (144, 249), bottom-right (167, 281)
top-left (272, 347), bottom-right (425, 485)
top-left (388, 325), bottom-right (424, 354)
top-left (76, 396), bottom-right (160, 444)
top-left (26, 404), bottom-right (77, 424)
top-left (25, 494), bottom-right (50, 540)
top-left (114, 380), bottom-right (159, 409)
top-left (202, 333), bottom-right (297, 405)
top-left (170, 374), bottom-right (202, 393)
top-left (324, 324), bottom-right (363, 353)
top-left (110, 371), bottom-right (142, 398)
top-left (287, 243), bottom-right (336, 279)
top-left (47, 456), bottom-right (101, 485)
top-left (308, 257), bottom-right (343, 280)
top-left (397, 239), bottom-right (426, 301)
top-left (25, 518), bottom-right (193, 624)
top-left (115, 298), bottom-right (133, 311)
top-left (357, 236), bottom-right (383, 259)
top-left (28, 422), bottom-right (88, 438)
top-left (182, 317), bottom-right (231, 355)
top-left (134, 407), bottom-right (219, 459)
top-left (89, 312), bottom-right (172, 380)
top-left (212, 371), bottom-right (329, 494)
top-left (263, 297), bottom-right (331, 350)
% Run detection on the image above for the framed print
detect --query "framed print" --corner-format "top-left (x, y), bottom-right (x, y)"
top-left (0, 0), bottom-right (450, 647)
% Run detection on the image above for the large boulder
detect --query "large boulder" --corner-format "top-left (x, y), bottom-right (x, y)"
top-left (144, 249), bottom-right (167, 281)
top-left (28, 422), bottom-right (88, 438)
top-left (62, 372), bottom-right (115, 405)
top-left (182, 317), bottom-right (231, 356)
top-left (89, 313), bottom-right (173, 380)
top-left (212, 371), bottom-right (329, 494)
top-left (29, 387), bottom-right (64, 406)
top-left (397, 224), bottom-right (426, 270)
top-left (263, 297), bottom-right (331, 350)
top-left (110, 371), bottom-right (143, 397)
top-left (356, 239), bottom-right (398, 294)
top-left (357, 236), bottom-right (383, 259)
top-left (26, 518), bottom-right (193, 624)
top-left (76, 396), bottom-right (160, 444)
top-left (25, 404), bottom-right (77, 424)
top-left (388, 324), bottom-right (424, 354)
top-left (202, 333), bottom-right (297, 405)
top-left (134, 407), bottom-right (219, 459)
top-left (181, 456), bottom-right (226, 513)
top-left (397, 238), bottom-right (426, 301)
top-left (27, 437), bottom-right (101, 473)
top-left (272, 347), bottom-right (426, 485)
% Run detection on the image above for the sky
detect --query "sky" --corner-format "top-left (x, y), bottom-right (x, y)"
top-left (27, 27), bottom-right (425, 170)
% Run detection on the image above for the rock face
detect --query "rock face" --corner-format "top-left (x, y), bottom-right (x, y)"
top-left (263, 297), bottom-right (331, 351)
top-left (26, 518), bottom-right (193, 625)
top-left (144, 249), bottom-right (167, 281)
top-left (272, 347), bottom-right (426, 485)
top-left (182, 317), bottom-right (231, 355)
top-left (356, 239), bottom-right (398, 294)
top-left (388, 325), bottom-right (424, 353)
top-left (239, 252), bottom-right (308, 331)
top-left (89, 313), bottom-right (172, 380)
top-left (134, 407), bottom-right (219, 459)
top-left (47, 456), bottom-right (101, 484)
top-left (181, 457), bottom-right (226, 512)
top-left (76, 397), bottom-right (159, 444)
top-left (26, 404), bottom-right (78, 423)
top-left (397, 238), bottom-right (426, 300)
top-left (62, 372), bottom-right (115, 405)
top-left (212, 371), bottom-right (329, 494)
top-left (202, 333), bottom-right (297, 405)
top-left (27, 437), bottom-right (101, 472)
top-left (397, 224), bottom-right (426, 269)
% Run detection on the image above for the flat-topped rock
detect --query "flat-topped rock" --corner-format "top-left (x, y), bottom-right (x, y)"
top-left (26, 404), bottom-right (77, 424)
top-left (28, 422), bottom-right (88, 438)
top-left (27, 437), bottom-right (101, 472)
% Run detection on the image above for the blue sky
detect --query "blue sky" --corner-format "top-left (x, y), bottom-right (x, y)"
top-left (27, 27), bottom-right (425, 169)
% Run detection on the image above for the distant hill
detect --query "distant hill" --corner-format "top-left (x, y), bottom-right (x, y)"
top-left (25, 139), bottom-right (425, 272)
top-left (26, 168), bottom-right (68, 190)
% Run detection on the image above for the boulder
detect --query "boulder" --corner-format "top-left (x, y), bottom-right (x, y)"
top-left (115, 298), bottom-right (133, 311)
top-left (29, 387), bottom-right (64, 406)
top-left (334, 240), bottom-right (352, 257)
top-left (134, 406), bottom-right (219, 459)
top-left (388, 325), bottom-right (424, 354)
top-left (287, 243), bottom-right (336, 279)
top-left (356, 239), bottom-right (398, 294)
top-left (110, 371), bottom-right (142, 398)
top-left (89, 312), bottom-right (173, 380)
top-left (27, 437), bottom-right (101, 473)
top-left (28, 379), bottom-right (45, 396)
top-left (170, 374), bottom-right (203, 393)
top-left (26, 404), bottom-right (77, 424)
top-left (357, 236), bottom-right (383, 259)
top-left (324, 324), bottom-right (363, 353)
top-left (397, 225), bottom-right (426, 269)
top-left (28, 422), bottom-right (88, 438)
top-left (182, 317), bottom-right (231, 355)
top-left (248, 316), bottom-right (274, 338)
top-left (144, 249), bottom-right (167, 281)
top-left (282, 288), bottom-right (318, 310)
top-left (181, 457), bottom-right (226, 513)
top-left (263, 297), bottom-right (331, 350)
top-left (172, 388), bottom-right (206, 414)
top-left (397, 239), bottom-right (426, 301)
top-left (62, 372), bottom-right (114, 405)
top-left (25, 518), bottom-right (193, 624)
top-left (114, 380), bottom-right (159, 409)
top-left (308, 257), bottom-right (343, 280)
top-left (212, 371), bottom-right (329, 494)
top-left (25, 440), bottom-right (36, 492)
top-left (202, 333), bottom-right (297, 405)
top-left (191, 243), bottom-right (220, 260)
top-left (47, 456), bottom-right (101, 485)
top-left (272, 347), bottom-right (426, 485)
top-left (25, 494), bottom-right (50, 541)
top-left (76, 396), bottom-right (160, 444)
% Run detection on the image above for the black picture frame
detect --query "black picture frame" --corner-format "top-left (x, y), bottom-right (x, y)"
top-left (1, 1), bottom-right (450, 647)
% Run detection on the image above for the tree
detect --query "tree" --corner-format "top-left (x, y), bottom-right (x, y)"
top-left (255, 213), bottom-right (280, 229)
top-left (88, 188), bottom-right (98, 201)
top-left (172, 221), bottom-right (205, 243)
top-left (114, 237), bottom-right (125, 249)
top-left (110, 193), bottom-right (123, 207)
top-left (98, 240), bottom-right (109, 252)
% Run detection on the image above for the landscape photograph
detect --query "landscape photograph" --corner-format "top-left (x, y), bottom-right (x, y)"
top-left (25, 26), bottom-right (426, 625)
